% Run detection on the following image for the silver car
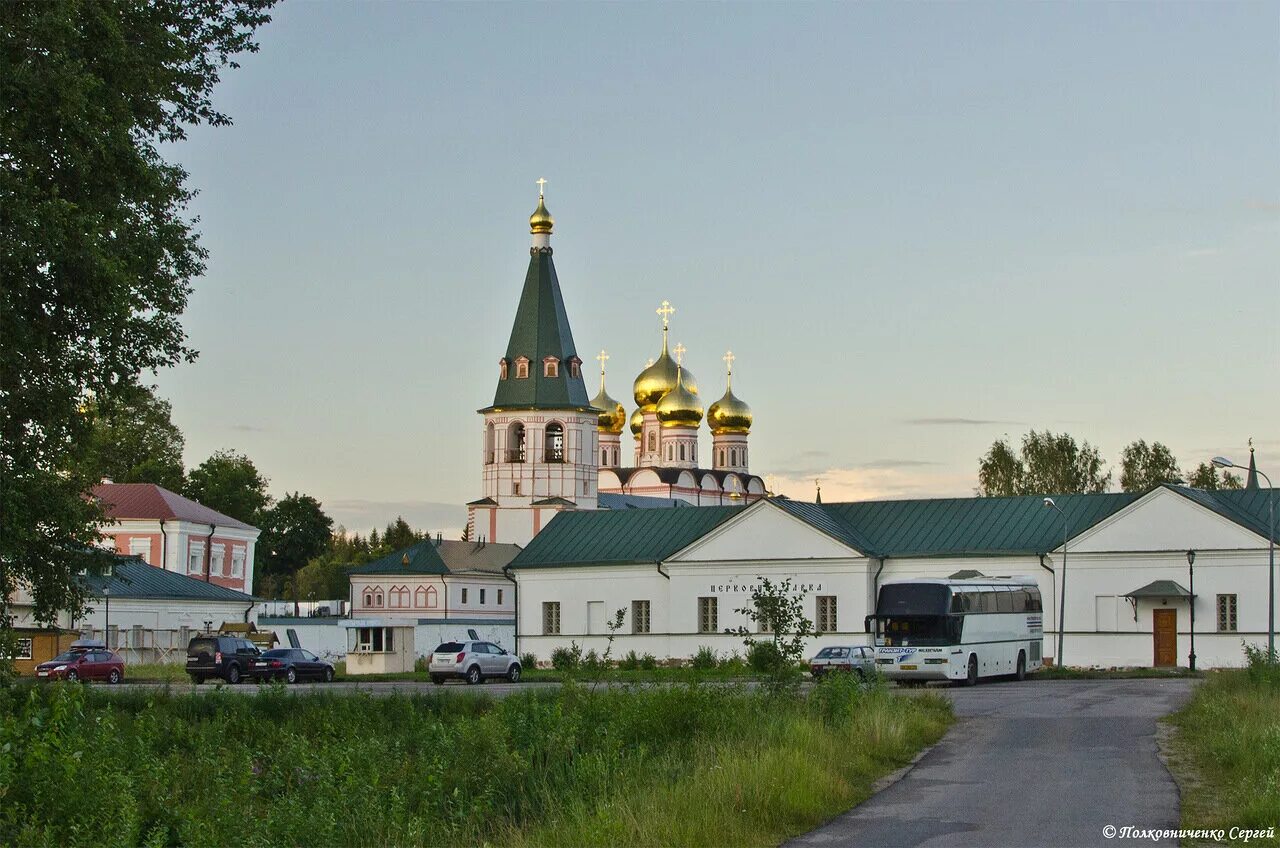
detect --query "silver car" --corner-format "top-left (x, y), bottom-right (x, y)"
top-left (428, 640), bottom-right (521, 685)
top-left (809, 645), bottom-right (876, 679)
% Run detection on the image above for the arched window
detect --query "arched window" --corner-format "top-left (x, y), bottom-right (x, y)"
top-left (730, 448), bottom-right (738, 466)
top-left (485, 422), bottom-right (495, 464)
top-left (692, 444), bottom-right (697, 462)
top-left (543, 357), bottom-right (559, 378)
top-left (679, 443), bottom-right (686, 461)
top-left (601, 448), bottom-right (608, 465)
top-left (498, 359), bottom-right (509, 380)
top-left (545, 422), bottom-right (564, 462)
top-left (515, 357), bottom-right (529, 379)
top-left (648, 432), bottom-right (656, 451)
top-left (426, 586), bottom-right (438, 608)
top-left (373, 589), bottom-right (384, 608)
top-left (508, 422), bottom-right (526, 462)
top-left (718, 449), bottom-right (725, 466)
top-left (569, 357), bottom-right (582, 378)
top-left (414, 586), bottom-right (428, 608)
top-left (363, 588), bottom-right (373, 608)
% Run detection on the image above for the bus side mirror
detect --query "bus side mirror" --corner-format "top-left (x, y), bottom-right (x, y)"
top-left (864, 616), bottom-right (872, 633)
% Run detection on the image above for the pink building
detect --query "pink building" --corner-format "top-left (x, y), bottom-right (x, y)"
top-left (91, 483), bottom-right (260, 595)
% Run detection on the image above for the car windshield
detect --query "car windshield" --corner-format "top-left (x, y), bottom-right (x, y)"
top-left (50, 651), bottom-right (80, 663)
top-left (435, 642), bottom-right (464, 653)
top-left (815, 647), bottom-right (849, 658)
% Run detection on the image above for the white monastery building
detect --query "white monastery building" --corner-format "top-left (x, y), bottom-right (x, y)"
top-left (461, 187), bottom-right (1275, 671)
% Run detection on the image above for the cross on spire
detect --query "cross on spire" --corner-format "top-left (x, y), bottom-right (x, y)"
top-left (673, 342), bottom-right (686, 365)
top-left (596, 349), bottom-right (609, 374)
top-left (536, 177), bottom-right (547, 197)
top-left (656, 300), bottom-right (675, 329)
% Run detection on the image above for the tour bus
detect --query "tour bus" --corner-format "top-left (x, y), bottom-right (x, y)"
top-left (865, 577), bottom-right (1044, 685)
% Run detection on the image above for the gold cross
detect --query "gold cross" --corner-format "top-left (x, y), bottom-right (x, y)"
top-left (596, 349), bottom-right (609, 374)
top-left (656, 300), bottom-right (675, 329)
top-left (536, 177), bottom-right (547, 197)
top-left (722, 350), bottom-right (735, 374)
top-left (673, 343), bottom-right (686, 365)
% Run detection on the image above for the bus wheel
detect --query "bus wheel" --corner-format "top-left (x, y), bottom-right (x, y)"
top-left (965, 655), bottom-right (978, 686)
top-left (1015, 651), bottom-right (1026, 682)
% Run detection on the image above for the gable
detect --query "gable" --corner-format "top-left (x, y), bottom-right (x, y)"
top-left (1069, 487), bottom-right (1265, 553)
top-left (670, 501), bottom-right (865, 563)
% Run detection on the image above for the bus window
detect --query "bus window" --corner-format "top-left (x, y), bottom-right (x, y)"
top-left (950, 593), bottom-right (968, 613)
top-left (1027, 589), bottom-right (1043, 612)
top-left (1011, 589), bottom-right (1028, 613)
top-left (978, 591), bottom-right (996, 613)
top-left (996, 589), bottom-right (1013, 613)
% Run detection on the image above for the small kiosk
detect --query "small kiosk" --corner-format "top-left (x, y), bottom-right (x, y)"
top-left (343, 619), bottom-right (415, 676)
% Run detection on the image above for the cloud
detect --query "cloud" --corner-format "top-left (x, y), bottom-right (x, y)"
top-left (768, 464), bottom-right (975, 503)
top-left (903, 417), bottom-right (1019, 427)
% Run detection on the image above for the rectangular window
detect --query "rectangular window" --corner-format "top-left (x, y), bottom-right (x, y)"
top-left (210, 545), bottom-right (225, 577)
top-left (129, 538), bottom-right (151, 565)
top-left (14, 638), bottom-right (32, 660)
top-left (461, 588), bottom-right (468, 605)
top-left (756, 601), bottom-right (773, 634)
top-left (231, 548), bottom-right (245, 578)
top-left (632, 600), bottom-right (651, 634)
top-left (1217, 594), bottom-right (1238, 632)
top-left (498, 589), bottom-right (504, 605)
top-left (816, 595), bottom-right (837, 633)
top-left (698, 597), bottom-right (718, 633)
top-left (187, 543), bottom-right (204, 575)
top-left (480, 589), bottom-right (486, 605)
top-left (543, 601), bottom-right (561, 635)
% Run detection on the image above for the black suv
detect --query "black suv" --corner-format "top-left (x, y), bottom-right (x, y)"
top-left (186, 635), bottom-right (261, 684)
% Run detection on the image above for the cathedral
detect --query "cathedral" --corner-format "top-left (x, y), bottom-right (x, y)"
top-left (467, 188), bottom-right (765, 546)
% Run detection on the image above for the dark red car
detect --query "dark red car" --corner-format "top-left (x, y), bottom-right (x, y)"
top-left (35, 649), bottom-right (125, 683)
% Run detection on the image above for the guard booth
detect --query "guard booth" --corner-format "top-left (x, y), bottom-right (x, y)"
top-left (344, 620), bottom-right (415, 676)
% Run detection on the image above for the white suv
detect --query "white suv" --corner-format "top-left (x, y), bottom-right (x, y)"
top-left (428, 640), bottom-right (522, 685)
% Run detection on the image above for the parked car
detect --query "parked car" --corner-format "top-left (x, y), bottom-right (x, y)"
top-left (809, 645), bottom-right (876, 679)
top-left (250, 648), bottom-right (335, 684)
top-left (186, 635), bottom-right (261, 684)
top-left (428, 640), bottom-right (521, 684)
top-left (34, 649), bottom-right (125, 683)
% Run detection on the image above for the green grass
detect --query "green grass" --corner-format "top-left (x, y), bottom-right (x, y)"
top-left (123, 663), bottom-right (188, 682)
top-left (0, 675), bottom-right (951, 847)
top-left (1165, 662), bottom-right (1280, 847)
top-left (1034, 665), bottom-right (1202, 680)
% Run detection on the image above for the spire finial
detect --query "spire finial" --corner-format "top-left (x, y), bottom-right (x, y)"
top-left (815, 478), bottom-right (822, 504)
top-left (1249, 437), bottom-right (1255, 453)
top-left (596, 349), bottom-right (609, 392)
top-left (673, 342), bottom-right (686, 365)
top-left (723, 350), bottom-right (735, 389)
top-left (657, 300), bottom-right (675, 330)
top-left (536, 177), bottom-right (547, 198)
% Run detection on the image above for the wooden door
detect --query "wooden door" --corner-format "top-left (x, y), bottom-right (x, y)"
top-left (1153, 609), bottom-right (1178, 667)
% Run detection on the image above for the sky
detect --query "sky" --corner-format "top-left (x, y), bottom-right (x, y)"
top-left (156, 1), bottom-right (1280, 535)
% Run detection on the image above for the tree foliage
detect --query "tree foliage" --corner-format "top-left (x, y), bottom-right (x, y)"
top-left (1186, 462), bottom-right (1243, 491)
top-left (184, 450), bottom-right (271, 527)
top-left (730, 578), bottom-right (815, 687)
top-left (1119, 440), bottom-right (1183, 492)
top-left (978, 431), bottom-right (1112, 496)
top-left (257, 492), bottom-right (333, 589)
top-left (79, 384), bottom-right (186, 490)
top-left (0, 0), bottom-right (274, 663)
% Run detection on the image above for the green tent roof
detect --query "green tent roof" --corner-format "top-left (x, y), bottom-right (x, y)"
top-left (482, 251), bottom-right (595, 412)
top-left (1125, 580), bottom-right (1192, 599)
top-left (509, 505), bottom-right (743, 568)
top-left (347, 540), bottom-right (449, 575)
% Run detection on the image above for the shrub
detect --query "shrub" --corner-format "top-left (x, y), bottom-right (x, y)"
top-left (414, 655), bottom-right (429, 673)
top-left (691, 646), bottom-right (718, 670)
top-left (583, 649), bottom-right (602, 672)
top-left (639, 653), bottom-right (658, 670)
top-left (519, 652), bottom-right (538, 670)
top-left (747, 640), bottom-right (784, 673)
top-left (550, 642), bottom-right (582, 671)
top-left (1243, 640), bottom-right (1280, 687)
top-left (619, 650), bottom-right (640, 671)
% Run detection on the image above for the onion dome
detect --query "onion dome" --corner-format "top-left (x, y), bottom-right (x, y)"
top-left (529, 194), bottom-right (554, 234)
top-left (591, 382), bottom-right (626, 435)
top-left (708, 388), bottom-right (752, 435)
top-left (656, 367), bottom-right (704, 428)
top-left (634, 336), bottom-right (698, 408)
top-left (630, 408), bottom-right (644, 437)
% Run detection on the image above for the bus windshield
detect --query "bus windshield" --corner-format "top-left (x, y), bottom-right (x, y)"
top-left (877, 583), bottom-right (950, 616)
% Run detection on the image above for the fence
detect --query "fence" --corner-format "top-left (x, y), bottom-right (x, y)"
top-left (76, 625), bottom-right (212, 666)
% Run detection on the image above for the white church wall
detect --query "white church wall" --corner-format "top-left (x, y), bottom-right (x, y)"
top-left (1069, 487), bottom-right (1262, 553)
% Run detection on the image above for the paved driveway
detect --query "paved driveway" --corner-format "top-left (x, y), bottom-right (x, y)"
top-left (787, 678), bottom-right (1197, 848)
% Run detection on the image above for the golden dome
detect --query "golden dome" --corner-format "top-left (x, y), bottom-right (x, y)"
top-left (708, 387), bottom-right (752, 435)
top-left (634, 335), bottom-right (698, 408)
top-left (630, 408), bottom-right (644, 437)
top-left (591, 382), bottom-right (626, 435)
top-left (656, 368), bottom-right (704, 428)
top-left (529, 195), bottom-right (554, 234)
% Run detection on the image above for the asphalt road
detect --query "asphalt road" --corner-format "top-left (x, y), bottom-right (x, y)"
top-left (787, 678), bottom-right (1198, 848)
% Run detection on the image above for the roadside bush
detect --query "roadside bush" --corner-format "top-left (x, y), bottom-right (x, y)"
top-left (691, 646), bottom-right (718, 670)
top-left (519, 652), bottom-right (538, 670)
top-left (550, 643), bottom-right (582, 672)
top-left (639, 653), bottom-right (657, 671)
top-left (809, 668), bottom-right (864, 724)
top-left (583, 649), bottom-right (602, 672)
top-left (414, 655), bottom-right (429, 673)
top-left (618, 650), bottom-right (640, 671)
top-left (1242, 641), bottom-right (1280, 687)
top-left (747, 640), bottom-right (784, 673)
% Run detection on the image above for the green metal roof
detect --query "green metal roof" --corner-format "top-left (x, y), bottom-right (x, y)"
top-left (1125, 580), bottom-right (1192, 599)
top-left (820, 492), bottom-right (1141, 557)
top-left (82, 558), bottom-right (255, 603)
top-left (1170, 487), bottom-right (1278, 543)
top-left (772, 498), bottom-right (876, 553)
top-left (347, 540), bottom-right (449, 575)
top-left (509, 505), bottom-right (744, 568)
top-left (483, 251), bottom-right (595, 412)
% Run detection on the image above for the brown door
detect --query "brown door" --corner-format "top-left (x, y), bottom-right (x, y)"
top-left (1153, 609), bottom-right (1178, 667)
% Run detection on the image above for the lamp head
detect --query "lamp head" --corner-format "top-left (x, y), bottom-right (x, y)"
top-left (1186, 550), bottom-right (1196, 566)
top-left (1042, 497), bottom-right (1055, 508)
top-left (1211, 456), bottom-right (1235, 469)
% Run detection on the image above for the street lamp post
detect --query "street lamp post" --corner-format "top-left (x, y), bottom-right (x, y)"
top-left (1186, 550), bottom-right (1196, 671)
top-left (103, 587), bottom-right (111, 649)
top-left (1212, 456), bottom-right (1275, 660)
top-left (1044, 498), bottom-right (1069, 668)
